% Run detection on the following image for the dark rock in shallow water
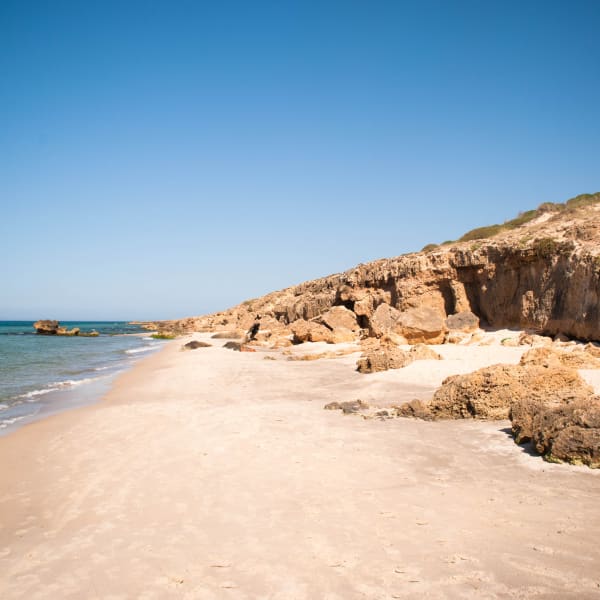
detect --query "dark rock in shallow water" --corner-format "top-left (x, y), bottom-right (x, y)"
top-left (182, 340), bottom-right (212, 350)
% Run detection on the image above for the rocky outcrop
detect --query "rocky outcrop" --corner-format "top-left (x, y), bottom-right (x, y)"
top-left (511, 397), bottom-right (600, 467)
top-left (530, 398), bottom-right (600, 467)
top-left (154, 196), bottom-right (600, 344)
top-left (428, 364), bottom-right (593, 420)
top-left (33, 320), bottom-right (84, 336)
top-left (356, 341), bottom-right (441, 373)
top-left (356, 343), bottom-right (412, 373)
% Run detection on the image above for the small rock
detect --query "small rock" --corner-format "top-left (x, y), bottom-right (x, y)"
top-left (182, 340), bottom-right (212, 350)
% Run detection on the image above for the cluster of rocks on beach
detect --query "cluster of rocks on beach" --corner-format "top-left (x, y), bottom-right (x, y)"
top-left (140, 200), bottom-right (600, 469)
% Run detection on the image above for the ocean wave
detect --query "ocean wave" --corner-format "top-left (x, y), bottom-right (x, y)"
top-left (18, 376), bottom-right (103, 400)
top-left (0, 415), bottom-right (27, 429)
top-left (125, 345), bottom-right (161, 355)
top-left (0, 403), bottom-right (8, 411)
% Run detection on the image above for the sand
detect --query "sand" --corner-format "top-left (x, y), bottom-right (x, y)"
top-left (1, 333), bottom-right (599, 599)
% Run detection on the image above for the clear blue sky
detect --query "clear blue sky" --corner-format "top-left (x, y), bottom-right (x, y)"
top-left (1, 1), bottom-right (599, 320)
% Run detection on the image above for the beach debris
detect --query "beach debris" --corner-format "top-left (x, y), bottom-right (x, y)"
top-left (182, 340), bottom-right (212, 350)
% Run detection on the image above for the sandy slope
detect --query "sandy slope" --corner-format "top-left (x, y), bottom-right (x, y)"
top-left (1, 334), bottom-right (599, 599)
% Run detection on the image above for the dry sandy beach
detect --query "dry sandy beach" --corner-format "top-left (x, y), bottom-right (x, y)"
top-left (1, 334), bottom-right (599, 599)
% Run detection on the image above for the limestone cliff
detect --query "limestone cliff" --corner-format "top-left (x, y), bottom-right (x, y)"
top-left (156, 193), bottom-right (600, 342)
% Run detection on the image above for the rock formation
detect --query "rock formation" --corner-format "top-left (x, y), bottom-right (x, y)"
top-left (511, 397), bottom-right (600, 467)
top-left (151, 194), bottom-right (600, 346)
top-left (182, 340), bottom-right (212, 350)
top-left (425, 363), bottom-right (593, 420)
top-left (33, 320), bottom-right (87, 336)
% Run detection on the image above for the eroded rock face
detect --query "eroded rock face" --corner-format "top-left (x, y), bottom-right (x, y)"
top-left (155, 199), bottom-right (600, 343)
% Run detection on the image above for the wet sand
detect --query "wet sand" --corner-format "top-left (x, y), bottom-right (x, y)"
top-left (1, 333), bottom-right (599, 599)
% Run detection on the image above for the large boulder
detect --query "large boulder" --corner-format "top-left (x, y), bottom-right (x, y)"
top-left (430, 364), bottom-right (593, 420)
top-left (33, 320), bottom-right (80, 336)
top-left (531, 398), bottom-right (600, 467)
top-left (34, 320), bottom-right (60, 335)
top-left (356, 344), bottom-right (412, 373)
top-left (321, 306), bottom-right (360, 332)
top-left (394, 307), bottom-right (447, 345)
top-left (356, 341), bottom-right (441, 374)
top-left (290, 319), bottom-right (333, 344)
top-left (367, 303), bottom-right (402, 338)
top-left (445, 311), bottom-right (479, 333)
top-left (511, 396), bottom-right (600, 467)
top-left (182, 340), bottom-right (211, 350)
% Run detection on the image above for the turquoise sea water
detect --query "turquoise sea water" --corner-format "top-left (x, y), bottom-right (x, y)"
top-left (0, 321), bottom-right (164, 434)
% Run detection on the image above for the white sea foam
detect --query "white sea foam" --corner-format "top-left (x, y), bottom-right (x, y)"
top-left (0, 403), bottom-right (8, 411)
top-left (125, 345), bottom-right (161, 355)
top-left (0, 415), bottom-right (27, 429)
top-left (18, 377), bottom-right (102, 401)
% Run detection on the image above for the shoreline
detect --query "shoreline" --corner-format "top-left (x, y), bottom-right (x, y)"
top-left (1, 332), bottom-right (599, 598)
top-left (0, 323), bottom-right (166, 436)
